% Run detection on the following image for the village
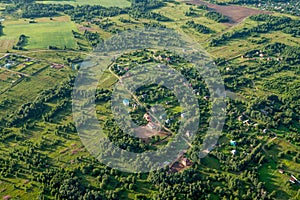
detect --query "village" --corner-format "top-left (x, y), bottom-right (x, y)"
top-left (0, 53), bottom-right (67, 94)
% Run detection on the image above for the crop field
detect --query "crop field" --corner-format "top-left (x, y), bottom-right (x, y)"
top-left (36, 0), bottom-right (131, 8)
top-left (0, 17), bottom-right (78, 51)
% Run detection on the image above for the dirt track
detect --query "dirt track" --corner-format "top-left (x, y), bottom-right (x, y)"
top-left (187, 0), bottom-right (271, 26)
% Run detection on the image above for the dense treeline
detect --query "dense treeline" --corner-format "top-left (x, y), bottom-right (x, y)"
top-left (131, 0), bottom-right (164, 11)
top-left (148, 166), bottom-right (273, 199)
top-left (83, 30), bottom-right (103, 47)
top-left (21, 3), bottom-right (74, 18)
top-left (65, 5), bottom-right (126, 22)
top-left (129, 9), bottom-right (171, 21)
top-left (205, 11), bottom-right (229, 23)
top-left (185, 20), bottom-right (213, 34)
top-left (250, 14), bottom-right (300, 37)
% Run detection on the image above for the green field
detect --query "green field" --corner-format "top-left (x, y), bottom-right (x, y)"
top-left (0, 17), bottom-right (78, 50)
top-left (36, 0), bottom-right (131, 7)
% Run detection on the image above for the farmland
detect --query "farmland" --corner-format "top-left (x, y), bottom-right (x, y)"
top-left (0, 0), bottom-right (299, 199)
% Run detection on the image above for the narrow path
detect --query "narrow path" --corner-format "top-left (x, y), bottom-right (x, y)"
top-left (262, 136), bottom-right (277, 157)
top-left (0, 67), bottom-right (30, 77)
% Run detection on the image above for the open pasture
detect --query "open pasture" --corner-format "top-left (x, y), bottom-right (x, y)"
top-left (0, 17), bottom-right (78, 51)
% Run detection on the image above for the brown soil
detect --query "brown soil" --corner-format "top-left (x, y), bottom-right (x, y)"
top-left (188, 0), bottom-right (271, 26)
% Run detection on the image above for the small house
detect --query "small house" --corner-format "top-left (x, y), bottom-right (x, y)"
top-left (263, 129), bottom-right (268, 134)
top-left (279, 169), bottom-right (284, 174)
top-left (5, 63), bottom-right (12, 69)
top-left (144, 113), bottom-right (151, 122)
top-left (151, 107), bottom-right (156, 113)
top-left (203, 96), bottom-right (210, 101)
top-left (231, 150), bottom-right (237, 155)
top-left (123, 99), bottom-right (130, 106)
top-left (230, 140), bottom-right (237, 146)
top-left (243, 120), bottom-right (251, 126)
top-left (186, 131), bottom-right (192, 138)
top-left (51, 63), bottom-right (64, 69)
top-left (290, 177), bottom-right (296, 184)
top-left (181, 158), bottom-right (191, 167)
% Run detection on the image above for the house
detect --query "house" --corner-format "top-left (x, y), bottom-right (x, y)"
top-left (5, 63), bottom-right (12, 69)
top-left (123, 99), bottom-right (130, 106)
top-left (290, 177), bottom-right (296, 184)
top-left (279, 169), bottom-right (284, 174)
top-left (51, 63), bottom-right (64, 69)
top-left (132, 104), bottom-right (137, 109)
top-left (230, 140), bottom-right (237, 146)
top-left (186, 131), bottom-right (192, 138)
top-left (231, 149), bottom-right (237, 155)
top-left (181, 158), bottom-right (191, 167)
top-left (243, 119), bottom-right (251, 126)
top-left (290, 175), bottom-right (300, 184)
top-left (144, 113), bottom-right (152, 122)
top-left (263, 129), bottom-right (268, 134)
top-left (151, 107), bottom-right (156, 113)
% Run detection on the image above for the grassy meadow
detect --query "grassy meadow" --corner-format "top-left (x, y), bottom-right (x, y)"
top-left (0, 16), bottom-right (78, 51)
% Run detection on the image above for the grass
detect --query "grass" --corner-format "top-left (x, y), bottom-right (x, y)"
top-left (0, 64), bottom-right (74, 116)
top-left (258, 138), bottom-right (300, 200)
top-left (0, 16), bottom-right (78, 51)
top-left (36, 0), bottom-right (131, 8)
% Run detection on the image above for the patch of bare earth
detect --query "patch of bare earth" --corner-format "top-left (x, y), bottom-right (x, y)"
top-left (187, 0), bottom-right (271, 26)
top-left (134, 126), bottom-right (168, 143)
